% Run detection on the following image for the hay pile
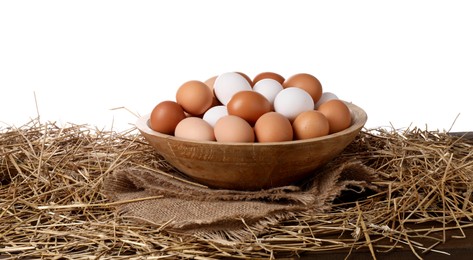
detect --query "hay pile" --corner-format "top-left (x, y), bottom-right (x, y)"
top-left (1, 118), bottom-right (472, 259)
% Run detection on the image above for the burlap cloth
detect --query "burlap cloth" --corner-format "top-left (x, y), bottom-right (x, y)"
top-left (103, 158), bottom-right (379, 241)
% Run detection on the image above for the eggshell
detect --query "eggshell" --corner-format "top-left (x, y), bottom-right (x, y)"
top-left (252, 78), bottom-right (283, 107)
top-left (273, 87), bottom-right (314, 121)
top-left (292, 110), bottom-right (329, 140)
top-left (204, 75), bottom-right (217, 88)
top-left (214, 115), bottom-right (255, 143)
top-left (174, 117), bottom-right (215, 141)
top-left (149, 101), bottom-right (186, 135)
top-left (254, 112), bottom-right (293, 142)
top-left (202, 105), bottom-right (228, 127)
top-left (283, 73), bottom-right (323, 104)
top-left (227, 90), bottom-right (271, 125)
top-left (213, 72), bottom-right (252, 105)
top-left (236, 72), bottom-right (254, 86)
top-left (176, 80), bottom-right (213, 116)
top-left (314, 92), bottom-right (339, 109)
top-left (317, 99), bottom-right (352, 134)
top-left (253, 72), bottom-right (285, 85)
top-left (203, 75), bottom-right (221, 107)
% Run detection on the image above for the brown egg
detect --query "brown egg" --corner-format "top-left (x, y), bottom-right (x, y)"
top-left (203, 75), bottom-right (221, 107)
top-left (283, 73), bottom-right (323, 104)
top-left (149, 101), bottom-right (186, 135)
top-left (176, 80), bottom-right (213, 116)
top-left (253, 72), bottom-right (285, 85)
top-left (214, 115), bottom-right (255, 143)
top-left (292, 110), bottom-right (329, 140)
top-left (317, 100), bottom-right (352, 134)
top-left (236, 72), bottom-right (254, 86)
top-left (204, 75), bottom-right (217, 87)
top-left (174, 117), bottom-right (215, 141)
top-left (254, 112), bottom-right (293, 142)
top-left (227, 91), bottom-right (272, 125)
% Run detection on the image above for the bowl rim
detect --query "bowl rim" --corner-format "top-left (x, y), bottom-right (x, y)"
top-left (135, 101), bottom-right (367, 147)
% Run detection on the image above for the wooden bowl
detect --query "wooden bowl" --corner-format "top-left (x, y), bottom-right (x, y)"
top-left (136, 101), bottom-right (367, 191)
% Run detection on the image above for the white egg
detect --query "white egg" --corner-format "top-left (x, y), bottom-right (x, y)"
top-left (202, 105), bottom-right (228, 127)
top-left (274, 87), bottom-right (314, 121)
top-left (314, 92), bottom-right (339, 109)
top-left (253, 78), bottom-right (283, 105)
top-left (213, 72), bottom-right (252, 105)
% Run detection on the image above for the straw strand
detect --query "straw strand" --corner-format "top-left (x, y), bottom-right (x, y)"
top-left (1, 120), bottom-right (472, 258)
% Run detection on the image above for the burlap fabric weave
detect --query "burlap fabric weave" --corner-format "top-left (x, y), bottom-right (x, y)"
top-left (103, 159), bottom-right (378, 240)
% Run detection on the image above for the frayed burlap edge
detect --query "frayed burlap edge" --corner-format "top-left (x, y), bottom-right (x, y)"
top-left (103, 159), bottom-right (379, 243)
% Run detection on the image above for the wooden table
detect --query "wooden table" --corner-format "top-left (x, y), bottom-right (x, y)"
top-left (300, 226), bottom-right (473, 259)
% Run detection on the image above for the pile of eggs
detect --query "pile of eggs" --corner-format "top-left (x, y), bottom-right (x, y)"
top-left (149, 72), bottom-right (351, 143)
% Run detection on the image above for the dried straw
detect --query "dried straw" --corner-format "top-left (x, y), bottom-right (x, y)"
top-left (1, 118), bottom-right (472, 259)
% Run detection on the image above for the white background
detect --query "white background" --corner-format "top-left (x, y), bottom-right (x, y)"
top-left (1, 0), bottom-right (472, 132)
